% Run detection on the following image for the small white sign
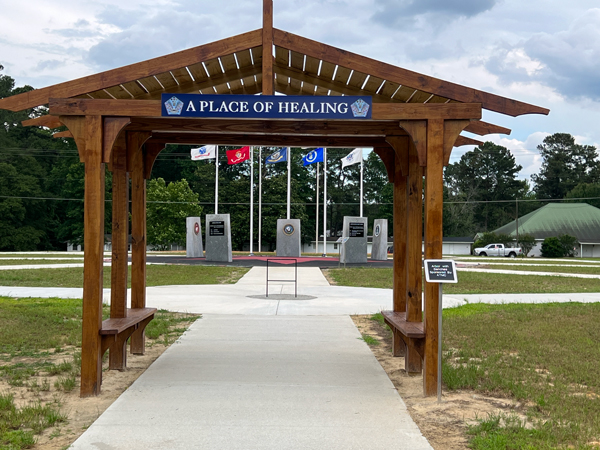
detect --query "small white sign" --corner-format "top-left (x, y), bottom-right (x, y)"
top-left (424, 259), bottom-right (458, 283)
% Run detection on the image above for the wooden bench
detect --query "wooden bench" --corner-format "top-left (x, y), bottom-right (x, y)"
top-left (100, 307), bottom-right (157, 370)
top-left (382, 310), bottom-right (425, 373)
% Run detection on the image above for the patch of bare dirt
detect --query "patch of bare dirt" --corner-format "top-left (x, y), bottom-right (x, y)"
top-left (351, 315), bottom-right (527, 450)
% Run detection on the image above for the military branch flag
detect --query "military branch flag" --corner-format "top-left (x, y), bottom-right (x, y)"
top-left (302, 147), bottom-right (324, 166)
top-left (265, 147), bottom-right (288, 164)
top-left (226, 146), bottom-right (250, 165)
top-left (190, 145), bottom-right (216, 160)
top-left (341, 148), bottom-right (363, 168)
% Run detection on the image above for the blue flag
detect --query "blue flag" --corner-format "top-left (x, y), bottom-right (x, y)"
top-left (265, 147), bottom-right (288, 164)
top-left (302, 147), bottom-right (324, 166)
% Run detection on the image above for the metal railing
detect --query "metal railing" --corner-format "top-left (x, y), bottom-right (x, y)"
top-left (266, 258), bottom-right (298, 298)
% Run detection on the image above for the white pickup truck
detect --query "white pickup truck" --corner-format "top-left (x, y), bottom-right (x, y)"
top-left (473, 243), bottom-right (522, 257)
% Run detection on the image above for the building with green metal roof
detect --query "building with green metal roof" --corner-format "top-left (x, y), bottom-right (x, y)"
top-left (494, 203), bottom-right (600, 257)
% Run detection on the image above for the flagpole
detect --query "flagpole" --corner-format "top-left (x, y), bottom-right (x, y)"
top-left (215, 146), bottom-right (219, 215)
top-left (322, 148), bottom-right (327, 257)
top-left (360, 152), bottom-right (364, 217)
top-left (258, 147), bottom-right (262, 253)
top-left (249, 146), bottom-right (254, 256)
top-left (287, 147), bottom-right (291, 220)
top-left (315, 162), bottom-right (319, 254)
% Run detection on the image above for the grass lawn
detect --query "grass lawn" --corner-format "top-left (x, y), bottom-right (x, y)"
top-left (486, 264), bottom-right (600, 275)
top-left (0, 259), bottom-right (83, 266)
top-left (0, 265), bottom-right (249, 288)
top-left (0, 296), bottom-right (198, 448)
top-left (441, 302), bottom-right (600, 449)
top-left (327, 268), bottom-right (600, 293)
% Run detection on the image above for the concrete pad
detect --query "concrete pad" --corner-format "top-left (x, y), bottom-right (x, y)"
top-left (70, 315), bottom-right (433, 450)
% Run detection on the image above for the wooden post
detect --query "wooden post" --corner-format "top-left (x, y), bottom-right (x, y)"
top-left (389, 137), bottom-right (408, 357)
top-left (80, 115), bottom-right (105, 397)
top-left (128, 132), bottom-right (151, 355)
top-left (109, 137), bottom-right (129, 370)
top-left (423, 119), bottom-right (444, 396)
top-left (262, 0), bottom-right (274, 95)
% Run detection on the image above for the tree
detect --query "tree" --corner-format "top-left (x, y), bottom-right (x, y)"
top-left (564, 183), bottom-right (600, 209)
top-left (532, 133), bottom-right (600, 200)
top-left (146, 178), bottom-right (203, 250)
top-left (444, 142), bottom-right (528, 234)
top-left (540, 234), bottom-right (578, 257)
top-left (517, 234), bottom-right (536, 257)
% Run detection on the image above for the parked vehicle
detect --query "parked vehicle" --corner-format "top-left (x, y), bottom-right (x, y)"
top-left (473, 243), bottom-right (522, 257)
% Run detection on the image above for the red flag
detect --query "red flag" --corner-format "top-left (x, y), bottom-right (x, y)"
top-left (226, 146), bottom-right (250, 165)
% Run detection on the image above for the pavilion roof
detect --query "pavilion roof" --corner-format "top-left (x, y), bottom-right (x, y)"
top-left (0, 27), bottom-right (549, 141)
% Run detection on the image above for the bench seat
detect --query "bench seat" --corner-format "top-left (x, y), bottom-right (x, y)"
top-left (101, 307), bottom-right (157, 335)
top-left (382, 310), bottom-right (425, 373)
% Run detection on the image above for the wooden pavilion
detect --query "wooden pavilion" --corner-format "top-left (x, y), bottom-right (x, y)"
top-left (0, 0), bottom-right (548, 397)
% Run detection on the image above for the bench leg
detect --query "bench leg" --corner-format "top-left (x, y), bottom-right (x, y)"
top-left (130, 316), bottom-right (153, 355)
top-left (109, 339), bottom-right (128, 370)
top-left (392, 329), bottom-right (406, 357)
top-left (405, 338), bottom-right (423, 374)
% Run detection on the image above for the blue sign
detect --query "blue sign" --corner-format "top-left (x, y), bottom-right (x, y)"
top-left (161, 94), bottom-right (372, 120)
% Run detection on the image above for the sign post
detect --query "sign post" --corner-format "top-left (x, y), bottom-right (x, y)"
top-left (424, 259), bottom-right (458, 403)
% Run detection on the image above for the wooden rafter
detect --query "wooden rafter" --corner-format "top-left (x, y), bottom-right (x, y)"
top-left (273, 28), bottom-right (549, 117)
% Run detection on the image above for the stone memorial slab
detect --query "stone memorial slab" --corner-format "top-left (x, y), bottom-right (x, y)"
top-left (340, 216), bottom-right (368, 264)
top-left (205, 214), bottom-right (232, 262)
top-left (186, 217), bottom-right (203, 258)
top-left (276, 219), bottom-right (301, 257)
top-left (371, 219), bottom-right (388, 261)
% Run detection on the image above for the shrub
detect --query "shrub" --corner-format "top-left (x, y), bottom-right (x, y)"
top-left (541, 237), bottom-right (565, 257)
top-left (558, 234), bottom-right (578, 257)
top-left (517, 234), bottom-right (536, 257)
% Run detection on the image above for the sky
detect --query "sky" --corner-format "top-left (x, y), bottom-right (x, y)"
top-left (1, 0), bottom-right (599, 182)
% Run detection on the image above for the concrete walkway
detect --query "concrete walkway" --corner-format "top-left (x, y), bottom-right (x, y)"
top-left (70, 315), bottom-right (432, 450)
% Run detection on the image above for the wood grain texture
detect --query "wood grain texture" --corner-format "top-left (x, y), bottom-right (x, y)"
top-left (126, 117), bottom-right (405, 136)
top-left (392, 137), bottom-right (409, 314)
top-left (103, 117), bottom-right (131, 164)
top-left (59, 116), bottom-right (86, 162)
top-left (262, 0), bottom-right (274, 95)
top-left (144, 142), bottom-right (166, 180)
top-left (465, 120), bottom-right (511, 136)
top-left (373, 147), bottom-right (395, 183)
top-left (423, 118), bottom-right (444, 397)
top-left (385, 136), bottom-right (409, 177)
top-left (21, 115), bottom-right (62, 129)
top-left (407, 140), bottom-right (423, 323)
top-left (373, 103), bottom-right (481, 120)
top-left (128, 132), bottom-right (150, 355)
top-left (443, 120), bottom-right (470, 165)
top-left (399, 121), bottom-right (427, 167)
top-left (147, 132), bottom-right (389, 148)
top-left (272, 28), bottom-right (549, 117)
top-left (455, 135), bottom-right (484, 147)
top-left (80, 115), bottom-right (105, 397)
top-left (51, 98), bottom-right (161, 117)
top-left (0, 29), bottom-right (262, 112)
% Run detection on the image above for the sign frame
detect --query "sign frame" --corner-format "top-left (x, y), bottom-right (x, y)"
top-left (424, 259), bottom-right (458, 283)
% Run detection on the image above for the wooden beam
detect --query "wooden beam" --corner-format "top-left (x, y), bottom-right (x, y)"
top-left (373, 147), bottom-right (395, 183)
top-left (53, 130), bottom-right (73, 139)
top-left (465, 120), bottom-right (511, 136)
top-left (455, 135), bottom-right (484, 147)
top-left (399, 121), bottom-right (427, 166)
top-left (392, 139), bottom-right (408, 358)
top-left (51, 98), bottom-right (161, 117)
top-left (262, 0), bottom-right (274, 95)
top-left (144, 142), bottom-right (166, 180)
top-left (128, 132), bottom-right (151, 355)
top-left (406, 140), bottom-right (423, 325)
top-left (0, 29), bottom-right (263, 112)
top-left (385, 136), bottom-right (409, 177)
top-left (21, 115), bottom-right (62, 129)
top-left (59, 116), bottom-right (86, 162)
top-left (423, 118), bottom-right (444, 397)
top-left (103, 117), bottom-right (131, 164)
top-left (109, 135), bottom-right (129, 370)
top-left (147, 132), bottom-right (388, 148)
top-left (80, 115), bottom-right (105, 397)
top-left (373, 103), bottom-right (481, 121)
top-left (443, 120), bottom-right (470, 166)
top-left (273, 28), bottom-right (550, 117)
top-left (126, 117), bottom-right (405, 136)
